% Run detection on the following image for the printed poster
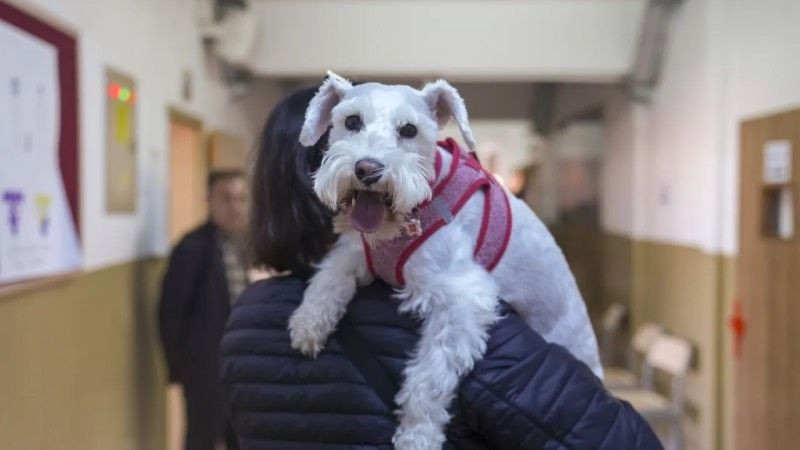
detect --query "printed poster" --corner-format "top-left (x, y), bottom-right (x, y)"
top-left (0, 18), bottom-right (82, 283)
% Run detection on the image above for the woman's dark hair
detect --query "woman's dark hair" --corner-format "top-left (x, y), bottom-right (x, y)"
top-left (250, 86), bottom-right (335, 275)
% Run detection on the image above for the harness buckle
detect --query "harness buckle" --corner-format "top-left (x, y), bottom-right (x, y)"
top-left (432, 197), bottom-right (455, 224)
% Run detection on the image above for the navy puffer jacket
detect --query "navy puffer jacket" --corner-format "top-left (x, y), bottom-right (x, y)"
top-left (221, 276), bottom-right (662, 449)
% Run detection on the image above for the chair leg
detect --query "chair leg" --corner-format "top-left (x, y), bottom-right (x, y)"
top-left (668, 415), bottom-right (684, 450)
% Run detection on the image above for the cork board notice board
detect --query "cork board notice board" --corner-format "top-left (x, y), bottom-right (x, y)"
top-left (105, 68), bottom-right (137, 213)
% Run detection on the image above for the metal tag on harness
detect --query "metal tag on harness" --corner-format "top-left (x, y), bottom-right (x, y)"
top-left (402, 218), bottom-right (422, 237)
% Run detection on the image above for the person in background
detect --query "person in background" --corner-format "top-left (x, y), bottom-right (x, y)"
top-left (159, 170), bottom-right (248, 450)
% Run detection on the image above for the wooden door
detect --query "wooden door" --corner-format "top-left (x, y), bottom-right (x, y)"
top-left (736, 109), bottom-right (800, 450)
top-left (168, 110), bottom-right (206, 245)
top-left (208, 131), bottom-right (246, 170)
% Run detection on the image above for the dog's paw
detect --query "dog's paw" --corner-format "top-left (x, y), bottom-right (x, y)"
top-left (288, 308), bottom-right (327, 358)
top-left (392, 424), bottom-right (445, 450)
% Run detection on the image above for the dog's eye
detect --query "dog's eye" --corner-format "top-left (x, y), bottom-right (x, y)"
top-left (345, 115), bottom-right (363, 131)
top-left (398, 123), bottom-right (417, 138)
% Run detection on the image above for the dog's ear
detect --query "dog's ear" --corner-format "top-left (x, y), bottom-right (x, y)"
top-left (420, 79), bottom-right (475, 150)
top-left (299, 71), bottom-right (353, 146)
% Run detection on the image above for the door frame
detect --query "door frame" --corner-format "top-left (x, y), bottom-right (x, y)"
top-left (166, 107), bottom-right (205, 244)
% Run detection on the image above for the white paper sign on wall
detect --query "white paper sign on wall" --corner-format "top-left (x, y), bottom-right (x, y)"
top-left (763, 140), bottom-right (792, 184)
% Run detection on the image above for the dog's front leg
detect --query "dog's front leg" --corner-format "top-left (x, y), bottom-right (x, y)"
top-left (288, 232), bottom-right (371, 357)
top-left (393, 263), bottom-right (500, 450)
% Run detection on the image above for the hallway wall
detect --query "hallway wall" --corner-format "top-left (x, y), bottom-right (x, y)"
top-left (0, 1), bottom-right (281, 449)
top-left (9, 0), bottom-right (279, 269)
top-left (551, 1), bottom-right (800, 449)
top-left (0, 259), bottom-right (166, 450)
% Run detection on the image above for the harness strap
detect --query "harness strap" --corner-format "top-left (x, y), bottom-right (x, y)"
top-left (363, 138), bottom-right (512, 286)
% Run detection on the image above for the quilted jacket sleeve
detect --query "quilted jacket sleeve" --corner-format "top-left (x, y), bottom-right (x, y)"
top-left (451, 308), bottom-right (663, 450)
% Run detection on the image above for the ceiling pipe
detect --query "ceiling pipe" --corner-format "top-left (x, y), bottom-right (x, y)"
top-left (624, 0), bottom-right (685, 102)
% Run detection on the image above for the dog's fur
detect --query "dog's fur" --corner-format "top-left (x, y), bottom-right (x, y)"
top-left (288, 73), bottom-right (602, 450)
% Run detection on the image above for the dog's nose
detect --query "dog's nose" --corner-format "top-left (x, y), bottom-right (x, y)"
top-left (354, 158), bottom-right (385, 186)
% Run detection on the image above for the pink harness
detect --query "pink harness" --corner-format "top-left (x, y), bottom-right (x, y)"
top-left (363, 138), bottom-right (512, 287)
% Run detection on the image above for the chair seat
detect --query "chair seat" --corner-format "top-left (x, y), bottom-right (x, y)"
top-left (603, 366), bottom-right (637, 389)
top-left (612, 388), bottom-right (671, 414)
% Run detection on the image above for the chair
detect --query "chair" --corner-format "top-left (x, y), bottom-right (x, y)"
top-left (599, 303), bottom-right (628, 364)
top-left (612, 334), bottom-right (693, 450)
top-left (603, 322), bottom-right (664, 389)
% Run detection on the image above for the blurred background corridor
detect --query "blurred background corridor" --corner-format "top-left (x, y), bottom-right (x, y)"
top-left (1, 0), bottom-right (799, 449)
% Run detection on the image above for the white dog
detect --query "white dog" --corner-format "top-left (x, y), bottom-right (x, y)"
top-left (289, 72), bottom-right (602, 450)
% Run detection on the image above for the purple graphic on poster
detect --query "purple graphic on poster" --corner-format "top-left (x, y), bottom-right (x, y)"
top-left (2, 190), bottom-right (24, 235)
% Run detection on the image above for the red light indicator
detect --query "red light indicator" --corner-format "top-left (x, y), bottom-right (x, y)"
top-left (107, 83), bottom-right (120, 99)
top-left (107, 83), bottom-right (135, 103)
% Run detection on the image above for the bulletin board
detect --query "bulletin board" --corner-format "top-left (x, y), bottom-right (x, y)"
top-left (0, 1), bottom-right (82, 286)
top-left (105, 68), bottom-right (137, 213)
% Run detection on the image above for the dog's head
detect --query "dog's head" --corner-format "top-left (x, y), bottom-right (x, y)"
top-left (299, 72), bottom-right (474, 238)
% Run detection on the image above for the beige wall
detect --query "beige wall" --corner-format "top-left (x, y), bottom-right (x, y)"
top-left (630, 241), bottom-right (724, 450)
top-left (601, 232), bottom-right (635, 312)
top-left (0, 259), bottom-right (167, 450)
top-left (554, 228), bottom-right (733, 449)
top-left (0, 3), bottom-right (284, 447)
top-left (556, 229), bottom-right (632, 353)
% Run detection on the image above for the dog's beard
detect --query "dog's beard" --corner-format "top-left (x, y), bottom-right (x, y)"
top-left (314, 140), bottom-right (434, 240)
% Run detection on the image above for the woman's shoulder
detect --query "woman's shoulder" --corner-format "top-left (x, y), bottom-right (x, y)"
top-left (236, 275), bottom-right (305, 305)
top-left (229, 276), bottom-right (303, 324)
top-left (456, 310), bottom-right (661, 449)
top-left (231, 276), bottom-right (417, 330)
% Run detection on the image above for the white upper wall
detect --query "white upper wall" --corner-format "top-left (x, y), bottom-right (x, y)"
top-left (557, 0), bottom-right (723, 251)
top-left (722, 0), bottom-right (800, 255)
top-left (553, 0), bottom-right (800, 256)
top-left (248, 0), bottom-right (645, 82)
top-left (635, 0), bottom-right (725, 253)
top-left (10, 0), bottom-right (277, 269)
top-left (627, 0), bottom-right (800, 255)
top-left (601, 90), bottom-right (646, 237)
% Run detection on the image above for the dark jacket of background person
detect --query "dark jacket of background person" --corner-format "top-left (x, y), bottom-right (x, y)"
top-left (221, 276), bottom-right (662, 449)
top-left (159, 221), bottom-right (236, 450)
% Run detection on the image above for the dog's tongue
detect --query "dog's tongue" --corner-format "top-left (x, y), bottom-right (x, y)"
top-left (351, 191), bottom-right (385, 233)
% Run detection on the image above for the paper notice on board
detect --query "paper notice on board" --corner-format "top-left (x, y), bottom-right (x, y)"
top-left (114, 102), bottom-right (131, 146)
top-left (763, 140), bottom-right (792, 184)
